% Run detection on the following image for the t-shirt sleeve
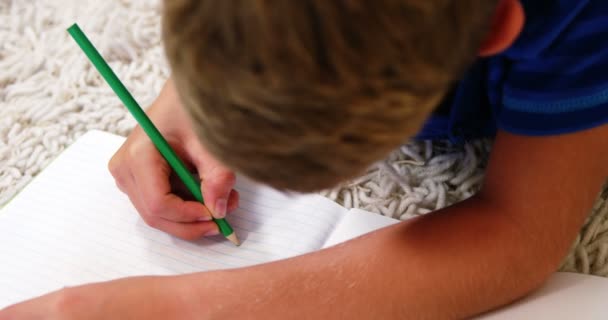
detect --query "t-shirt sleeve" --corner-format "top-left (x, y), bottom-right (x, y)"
top-left (492, 1), bottom-right (608, 136)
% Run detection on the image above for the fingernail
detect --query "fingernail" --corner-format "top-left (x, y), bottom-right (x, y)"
top-left (204, 228), bottom-right (220, 236)
top-left (214, 198), bottom-right (227, 219)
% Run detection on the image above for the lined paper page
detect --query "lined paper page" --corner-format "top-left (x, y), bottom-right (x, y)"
top-left (323, 208), bottom-right (399, 248)
top-left (0, 130), bottom-right (346, 308)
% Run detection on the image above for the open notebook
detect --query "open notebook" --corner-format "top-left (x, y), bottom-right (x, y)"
top-left (0, 130), bottom-right (397, 307)
top-left (2, 130), bottom-right (608, 319)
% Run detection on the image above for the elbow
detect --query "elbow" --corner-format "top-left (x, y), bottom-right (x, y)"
top-left (473, 195), bottom-right (575, 304)
top-left (493, 219), bottom-right (575, 305)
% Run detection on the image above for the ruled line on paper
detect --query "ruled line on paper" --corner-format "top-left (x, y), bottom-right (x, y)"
top-left (0, 131), bottom-right (349, 308)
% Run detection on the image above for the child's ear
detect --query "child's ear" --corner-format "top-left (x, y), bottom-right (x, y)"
top-left (478, 0), bottom-right (524, 57)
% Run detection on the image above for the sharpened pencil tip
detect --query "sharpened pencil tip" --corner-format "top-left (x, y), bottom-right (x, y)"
top-left (226, 233), bottom-right (240, 246)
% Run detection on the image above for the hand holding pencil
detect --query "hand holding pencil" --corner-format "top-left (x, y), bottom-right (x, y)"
top-left (109, 82), bottom-right (240, 241)
top-left (68, 24), bottom-right (240, 245)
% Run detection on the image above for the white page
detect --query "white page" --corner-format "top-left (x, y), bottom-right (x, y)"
top-left (0, 130), bottom-right (346, 308)
top-left (477, 272), bottom-right (608, 319)
top-left (323, 208), bottom-right (400, 248)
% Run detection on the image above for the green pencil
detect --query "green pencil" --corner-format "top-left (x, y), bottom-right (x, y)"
top-left (67, 23), bottom-right (239, 246)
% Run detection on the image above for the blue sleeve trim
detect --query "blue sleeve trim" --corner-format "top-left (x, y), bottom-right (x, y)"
top-left (497, 103), bottom-right (608, 136)
top-left (503, 86), bottom-right (608, 114)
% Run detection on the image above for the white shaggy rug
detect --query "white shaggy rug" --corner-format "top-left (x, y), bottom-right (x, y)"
top-left (1, 0), bottom-right (608, 276)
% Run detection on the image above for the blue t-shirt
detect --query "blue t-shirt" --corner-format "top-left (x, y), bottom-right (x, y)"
top-left (416, 0), bottom-right (608, 143)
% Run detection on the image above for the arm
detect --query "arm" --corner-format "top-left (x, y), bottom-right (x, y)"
top-left (195, 125), bottom-right (608, 319)
top-left (2, 126), bottom-right (607, 319)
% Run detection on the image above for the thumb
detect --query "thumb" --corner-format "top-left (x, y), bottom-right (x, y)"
top-left (200, 165), bottom-right (236, 219)
top-left (185, 136), bottom-right (236, 219)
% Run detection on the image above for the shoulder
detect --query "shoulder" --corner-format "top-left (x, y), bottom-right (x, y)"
top-left (485, 0), bottom-right (608, 136)
top-left (504, 0), bottom-right (607, 58)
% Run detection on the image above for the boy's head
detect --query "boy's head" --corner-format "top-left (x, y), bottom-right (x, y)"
top-left (163, 0), bottom-right (508, 192)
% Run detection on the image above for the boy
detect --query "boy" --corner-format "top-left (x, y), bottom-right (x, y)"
top-left (2, 0), bottom-right (608, 318)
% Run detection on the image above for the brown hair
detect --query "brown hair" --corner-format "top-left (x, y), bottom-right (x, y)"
top-left (163, 0), bottom-right (498, 192)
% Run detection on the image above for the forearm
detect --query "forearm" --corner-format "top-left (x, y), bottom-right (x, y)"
top-left (191, 196), bottom-right (570, 319)
top-left (186, 129), bottom-right (608, 319)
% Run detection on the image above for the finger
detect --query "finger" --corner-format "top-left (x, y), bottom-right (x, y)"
top-left (130, 146), bottom-right (212, 222)
top-left (126, 177), bottom-right (219, 240)
top-left (227, 189), bottom-right (240, 212)
top-left (142, 216), bottom-right (220, 241)
top-left (186, 140), bottom-right (236, 219)
top-left (111, 156), bottom-right (164, 223)
top-left (200, 165), bottom-right (236, 219)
